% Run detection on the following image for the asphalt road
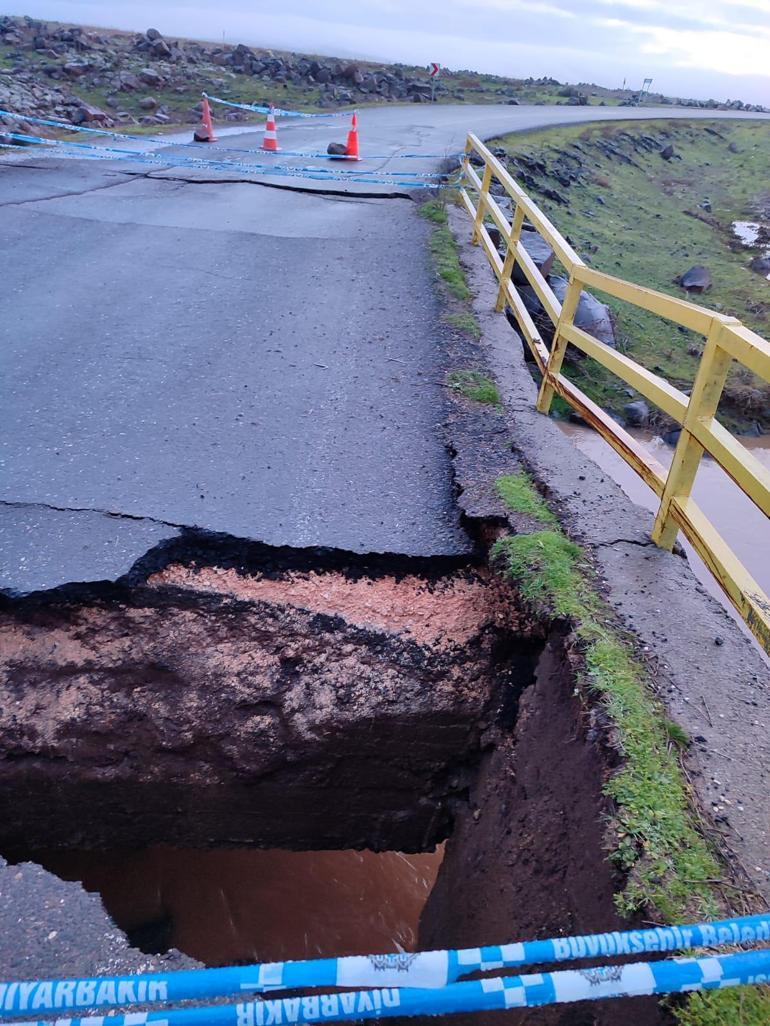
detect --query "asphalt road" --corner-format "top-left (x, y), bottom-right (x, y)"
top-left (2, 103), bottom-right (767, 591)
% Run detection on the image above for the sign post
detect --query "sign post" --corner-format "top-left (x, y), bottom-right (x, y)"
top-left (427, 62), bottom-right (440, 102)
top-left (637, 77), bottom-right (653, 105)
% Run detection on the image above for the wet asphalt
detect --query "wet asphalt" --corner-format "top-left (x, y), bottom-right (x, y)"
top-left (2, 103), bottom-right (768, 592)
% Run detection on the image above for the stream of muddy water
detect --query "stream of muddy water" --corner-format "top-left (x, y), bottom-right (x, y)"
top-left (558, 423), bottom-right (770, 637)
top-left (39, 847), bottom-right (444, 965)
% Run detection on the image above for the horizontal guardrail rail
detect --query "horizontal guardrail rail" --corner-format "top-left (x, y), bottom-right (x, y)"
top-left (460, 132), bottom-right (770, 654)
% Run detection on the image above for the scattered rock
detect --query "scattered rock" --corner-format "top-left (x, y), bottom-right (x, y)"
top-left (660, 144), bottom-right (676, 160)
top-left (623, 399), bottom-right (650, 427)
top-left (139, 96), bottom-right (157, 110)
top-left (139, 67), bottom-right (164, 88)
top-left (71, 102), bottom-right (111, 124)
top-left (749, 254), bottom-right (770, 276)
top-left (326, 141), bottom-right (348, 156)
top-left (145, 28), bottom-right (162, 42)
top-left (676, 265), bottom-right (712, 293)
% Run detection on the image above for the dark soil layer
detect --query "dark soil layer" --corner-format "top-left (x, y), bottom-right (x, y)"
top-left (420, 633), bottom-right (664, 1026)
top-left (0, 560), bottom-right (529, 854)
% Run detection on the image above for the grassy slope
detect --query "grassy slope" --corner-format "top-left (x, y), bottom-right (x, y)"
top-left (489, 119), bottom-right (770, 432)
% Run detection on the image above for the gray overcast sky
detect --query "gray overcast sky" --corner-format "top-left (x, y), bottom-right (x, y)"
top-left (11, 0), bottom-right (770, 104)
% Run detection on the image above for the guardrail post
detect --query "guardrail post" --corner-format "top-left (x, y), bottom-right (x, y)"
top-left (461, 136), bottom-right (473, 189)
top-left (651, 319), bottom-right (735, 550)
top-left (471, 162), bottom-right (493, 245)
top-left (536, 274), bottom-right (582, 414)
top-left (495, 206), bottom-right (525, 312)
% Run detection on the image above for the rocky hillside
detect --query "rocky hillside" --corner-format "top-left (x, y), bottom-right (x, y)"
top-left (1, 14), bottom-right (766, 135)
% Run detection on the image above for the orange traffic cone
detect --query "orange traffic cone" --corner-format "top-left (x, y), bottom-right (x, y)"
top-left (345, 111), bottom-right (360, 160)
top-left (262, 106), bottom-right (279, 151)
top-left (193, 95), bottom-right (217, 143)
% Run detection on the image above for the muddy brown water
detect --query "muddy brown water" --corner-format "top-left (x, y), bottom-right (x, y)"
top-left (37, 847), bottom-right (444, 965)
top-left (559, 424), bottom-right (770, 641)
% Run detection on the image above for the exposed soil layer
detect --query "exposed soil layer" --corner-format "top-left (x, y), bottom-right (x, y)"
top-left (0, 560), bottom-right (531, 854)
top-left (420, 633), bottom-right (665, 1026)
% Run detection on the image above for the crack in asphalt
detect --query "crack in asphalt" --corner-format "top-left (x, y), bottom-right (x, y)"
top-left (137, 170), bottom-right (417, 200)
top-left (593, 537), bottom-right (656, 549)
top-left (0, 499), bottom-right (182, 531)
top-left (0, 168), bottom-right (148, 208)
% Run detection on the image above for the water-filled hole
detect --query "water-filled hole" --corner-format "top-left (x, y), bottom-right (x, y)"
top-left (22, 846), bottom-right (444, 965)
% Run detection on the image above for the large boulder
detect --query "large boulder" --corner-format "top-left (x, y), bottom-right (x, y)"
top-left (71, 102), bottom-right (111, 124)
top-left (550, 275), bottom-right (617, 349)
top-left (63, 62), bottom-right (91, 78)
top-left (138, 67), bottom-right (164, 88)
top-left (623, 399), bottom-right (650, 427)
top-left (151, 38), bottom-right (171, 58)
top-left (512, 229), bottom-right (555, 285)
top-left (676, 265), bottom-right (712, 293)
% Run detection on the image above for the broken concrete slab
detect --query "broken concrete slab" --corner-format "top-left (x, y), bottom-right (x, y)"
top-left (0, 503), bottom-right (179, 596)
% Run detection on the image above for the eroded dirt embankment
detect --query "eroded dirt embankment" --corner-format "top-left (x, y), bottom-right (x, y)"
top-left (0, 557), bottom-right (530, 854)
top-left (420, 633), bottom-right (662, 1026)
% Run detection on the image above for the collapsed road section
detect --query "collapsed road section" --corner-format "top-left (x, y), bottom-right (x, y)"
top-left (0, 532), bottom-right (665, 1026)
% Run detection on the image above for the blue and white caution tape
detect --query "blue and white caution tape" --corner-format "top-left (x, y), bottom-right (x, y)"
top-left (204, 94), bottom-right (351, 119)
top-left (0, 109), bottom-right (462, 162)
top-left (2, 132), bottom-right (452, 180)
top-left (2, 949), bottom-right (770, 1024)
top-left (0, 137), bottom-right (455, 190)
top-left (1, 914), bottom-right (767, 1016)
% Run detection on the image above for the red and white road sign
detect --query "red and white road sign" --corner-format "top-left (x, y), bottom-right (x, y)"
top-left (428, 62), bottom-right (440, 78)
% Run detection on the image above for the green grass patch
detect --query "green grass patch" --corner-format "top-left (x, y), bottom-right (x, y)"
top-left (445, 311), bottom-right (481, 339)
top-left (671, 989), bottom-right (770, 1026)
top-left (429, 224), bottom-right (472, 301)
top-left (421, 196), bottom-right (482, 343)
top-left (496, 473), bottom-right (557, 525)
top-left (419, 199), bottom-right (448, 225)
top-left (490, 473), bottom-right (770, 1024)
top-left (489, 119), bottom-right (770, 432)
top-left (448, 369), bottom-right (501, 405)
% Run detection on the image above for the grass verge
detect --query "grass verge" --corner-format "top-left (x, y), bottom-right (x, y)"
top-left (492, 471), bottom-right (769, 1026)
top-left (420, 196), bottom-right (481, 339)
top-left (448, 370), bottom-right (501, 405)
top-left (495, 472), bottom-right (557, 524)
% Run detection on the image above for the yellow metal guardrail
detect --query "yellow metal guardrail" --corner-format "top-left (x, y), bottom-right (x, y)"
top-left (460, 132), bottom-right (770, 654)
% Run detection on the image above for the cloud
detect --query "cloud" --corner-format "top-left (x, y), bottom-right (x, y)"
top-left (14, 0), bottom-right (770, 103)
